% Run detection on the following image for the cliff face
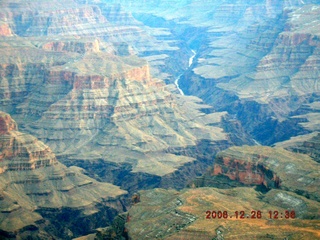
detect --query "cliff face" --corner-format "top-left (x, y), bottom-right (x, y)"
top-left (0, 0), bottom-right (185, 65)
top-left (219, 4), bottom-right (320, 102)
top-left (0, 1), bottom-right (109, 37)
top-left (0, 112), bottom-right (17, 134)
top-left (119, 145), bottom-right (320, 240)
top-left (276, 132), bottom-right (320, 163)
top-left (41, 39), bottom-right (100, 53)
top-left (6, 45), bottom-right (230, 180)
top-left (126, 0), bottom-right (320, 146)
top-left (0, 1), bottom-right (319, 239)
top-left (215, 3), bottom-right (320, 145)
top-left (0, 0), bottom-right (241, 198)
top-left (212, 154), bottom-right (281, 188)
top-left (197, 146), bottom-right (320, 202)
top-left (0, 112), bottom-right (127, 239)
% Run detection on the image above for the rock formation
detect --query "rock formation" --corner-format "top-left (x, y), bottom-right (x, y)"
top-left (0, 23), bottom-right (13, 36)
top-left (0, 0), bottom-right (243, 197)
top-left (125, 0), bottom-right (320, 146)
top-left (276, 132), bottom-right (320, 163)
top-left (196, 146), bottom-right (320, 201)
top-left (0, 112), bottom-right (127, 239)
top-left (1, 0), bottom-right (320, 239)
top-left (104, 145), bottom-right (320, 239)
top-left (98, 187), bottom-right (320, 240)
top-left (0, 36), bottom-right (234, 191)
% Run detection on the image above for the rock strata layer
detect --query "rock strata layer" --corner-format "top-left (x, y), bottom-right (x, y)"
top-left (0, 0), bottom-right (240, 195)
top-left (0, 112), bottom-right (127, 239)
top-left (1, 1), bottom-right (320, 238)
top-left (94, 144), bottom-right (320, 239)
top-left (196, 146), bottom-right (320, 201)
top-left (125, 0), bottom-right (320, 145)
top-left (276, 132), bottom-right (320, 163)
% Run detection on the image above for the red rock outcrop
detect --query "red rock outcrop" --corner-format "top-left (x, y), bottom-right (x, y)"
top-left (0, 112), bottom-right (17, 134)
top-left (211, 146), bottom-right (320, 201)
top-left (41, 39), bottom-right (100, 53)
top-left (0, 112), bottom-right (58, 172)
top-left (0, 23), bottom-right (13, 36)
top-left (213, 154), bottom-right (281, 188)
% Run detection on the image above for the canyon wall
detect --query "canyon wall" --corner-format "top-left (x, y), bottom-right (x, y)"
top-left (121, 0), bottom-right (320, 146)
top-left (118, 145), bottom-right (320, 239)
top-left (196, 146), bottom-right (320, 201)
top-left (0, 112), bottom-right (127, 239)
top-left (0, 0), bottom-right (245, 199)
top-left (1, 0), bottom-right (320, 238)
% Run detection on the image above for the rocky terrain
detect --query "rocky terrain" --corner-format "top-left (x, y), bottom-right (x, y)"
top-left (0, 0), bottom-right (320, 239)
top-left (123, 187), bottom-right (320, 240)
top-left (99, 145), bottom-right (319, 240)
top-left (0, 0), bottom-right (249, 197)
top-left (0, 111), bottom-right (127, 239)
top-left (197, 146), bottom-right (320, 200)
top-left (117, 0), bottom-right (320, 146)
top-left (276, 132), bottom-right (320, 162)
top-left (0, 1), bottom-right (248, 238)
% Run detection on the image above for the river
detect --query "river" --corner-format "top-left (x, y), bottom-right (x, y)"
top-left (174, 50), bottom-right (196, 95)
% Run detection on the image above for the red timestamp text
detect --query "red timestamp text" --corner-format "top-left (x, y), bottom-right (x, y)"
top-left (268, 210), bottom-right (295, 219)
top-left (205, 210), bottom-right (296, 219)
top-left (205, 210), bottom-right (262, 219)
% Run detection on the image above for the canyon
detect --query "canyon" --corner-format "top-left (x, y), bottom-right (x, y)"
top-left (0, 111), bottom-right (127, 238)
top-left (92, 144), bottom-right (320, 239)
top-left (0, 0), bottom-right (319, 239)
